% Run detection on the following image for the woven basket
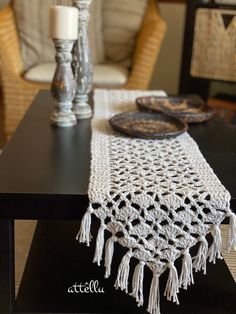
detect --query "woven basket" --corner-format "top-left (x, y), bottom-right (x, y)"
top-left (214, 1), bottom-right (236, 4)
top-left (191, 8), bottom-right (236, 82)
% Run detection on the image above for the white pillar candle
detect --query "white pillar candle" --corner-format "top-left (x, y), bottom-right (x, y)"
top-left (49, 5), bottom-right (78, 40)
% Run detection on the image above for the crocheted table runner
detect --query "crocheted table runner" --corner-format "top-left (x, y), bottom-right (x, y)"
top-left (77, 89), bottom-right (236, 314)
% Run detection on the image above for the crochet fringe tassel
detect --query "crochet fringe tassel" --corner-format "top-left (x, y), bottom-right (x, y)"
top-left (76, 208), bottom-right (93, 246)
top-left (76, 210), bottom-right (236, 314)
top-left (93, 221), bottom-right (106, 266)
top-left (104, 235), bottom-right (117, 278)
top-left (164, 262), bottom-right (179, 304)
top-left (148, 272), bottom-right (161, 314)
top-left (208, 225), bottom-right (223, 264)
top-left (193, 236), bottom-right (208, 274)
top-left (179, 249), bottom-right (194, 290)
top-left (227, 212), bottom-right (236, 252)
top-left (114, 250), bottom-right (132, 293)
top-left (130, 261), bottom-right (145, 307)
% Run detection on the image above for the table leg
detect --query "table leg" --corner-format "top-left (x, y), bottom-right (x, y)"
top-left (0, 219), bottom-right (15, 314)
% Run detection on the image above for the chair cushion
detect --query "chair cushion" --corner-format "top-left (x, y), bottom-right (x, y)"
top-left (103, 0), bottom-right (148, 68)
top-left (24, 62), bottom-right (129, 87)
top-left (13, 0), bottom-right (104, 69)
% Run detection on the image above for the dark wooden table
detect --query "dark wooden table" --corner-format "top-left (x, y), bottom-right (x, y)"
top-left (0, 90), bottom-right (235, 314)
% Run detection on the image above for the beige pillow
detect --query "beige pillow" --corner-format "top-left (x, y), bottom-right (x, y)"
top-left (13, 0), bottom-right (104, 69)
top-left (103, 0), bottom-right (148, 68)
top-left (0, 0), bottom-right (10, 9)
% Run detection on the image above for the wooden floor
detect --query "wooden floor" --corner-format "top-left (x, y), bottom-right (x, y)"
top-left (15, 220), bottom-right (37, 294)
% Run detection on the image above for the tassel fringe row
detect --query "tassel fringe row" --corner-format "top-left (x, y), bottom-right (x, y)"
top-left (76, 210), bottom-right (236, 314)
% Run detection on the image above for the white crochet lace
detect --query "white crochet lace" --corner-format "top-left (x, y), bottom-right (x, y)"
top-left (77, 89), bottom-right (236, 314)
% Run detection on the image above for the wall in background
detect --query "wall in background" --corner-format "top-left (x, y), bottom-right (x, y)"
top-left (150, 3), bottom-right (186, 94)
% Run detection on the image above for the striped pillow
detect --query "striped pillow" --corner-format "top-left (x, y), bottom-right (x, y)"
top-left (13, 0), bottom-right (105, 69)
top-left (103, 0), bottom-right (148, 68)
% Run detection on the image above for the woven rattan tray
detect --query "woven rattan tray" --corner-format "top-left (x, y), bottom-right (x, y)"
top-left (136, 96), bottom-right (215, 123)
top-left (109, 112), bottom-right (188, 139)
